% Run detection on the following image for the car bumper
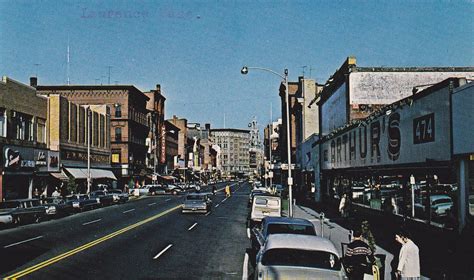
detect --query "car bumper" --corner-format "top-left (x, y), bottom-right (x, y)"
top-left (182, 207), bottom-right (208, 213)
top-left (0, 215), bottom-right (13, 224)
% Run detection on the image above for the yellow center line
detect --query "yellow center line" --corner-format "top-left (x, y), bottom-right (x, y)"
top-left (5, 204), bottom-right (182, 279)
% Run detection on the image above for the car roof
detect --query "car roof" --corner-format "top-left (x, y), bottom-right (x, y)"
top-left (430, 194), bottom-right (451, 200)
top-left (264, 234), bottom-right (339, 257)
top-left (253, 194), bottom-right (280, 199)
top-left (263, 217), bottom-right (314, 227)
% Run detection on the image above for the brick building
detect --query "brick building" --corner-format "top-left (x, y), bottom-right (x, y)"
top-left (37, 83), bottom-right (149, 188)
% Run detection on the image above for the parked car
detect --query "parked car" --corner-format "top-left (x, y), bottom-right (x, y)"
top-left (182, 193), bottom-right (212, 214)
top-left (108, 189), bottom-right (129, 203)
top-left (65, 194), bottom-right (101, 212)
top-left (0, 209), bottom-right (14, 226)
top-left (89, 190), bottom-right (114, 206)
top-left (255, 234), bottom-right (345, 279)
top-left (248, 189), bottom-right (270, 207)
top-left (248, 194), bottom-right (281, 228)
top-left (415, 194), bottom-right (454, 218)
top-left (148, 185), bottom-right (167, 196)
top-left (0, 199), bottom-right (47, 224)
top-left (251, 216), bottom-right (317, 252)
top-left (41, 197), bottom-right (74, 217)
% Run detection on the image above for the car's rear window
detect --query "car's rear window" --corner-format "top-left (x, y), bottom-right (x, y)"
top-left (433, 198), bottom-right (452, 205)
top-left (262, 249), bottom-right (340, 270)
top-left (255, 198), bottom-right (280, 206)
top-left (267, 224), bottom-right (316, 236)
top-left (186, 195), bottom-right (205, 200)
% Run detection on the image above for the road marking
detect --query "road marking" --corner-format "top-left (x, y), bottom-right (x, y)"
top-left (147, 202), bottom-right (157, 206)
top-left (153, 244), bottom-right (173, 260)
top-left (82, 219), bottom-right (102, 226)
top-left (4, 236), bottom-right (44, 249)
top-left (122, 208), bottom-right (135, 213)
top-left (215, 204), bottom-right (220, 208)
top-left (188, 222), bottom-right (198, 231)
top-left (222, 197), bottom-right (228, 203)
top-left (165, 198), bottom-right (172, 201)
top-left (205, 211), bottom-right (211, 216)
top-left (242, 253), bottom-right (249, 280)
top-left (246, 228), bottom-right (251, 239)
top-left (5, 204), bottom-right (182, 279)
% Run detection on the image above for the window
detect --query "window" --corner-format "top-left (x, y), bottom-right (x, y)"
top-left (115, 104), bottom-right (121, 118)
top-left (111, 149), bottom-right (121, 163)
top-left (115, 127), bottom-right (122, 141)
top-left (37, 118), bottom-right (46, 143)
top-left (12, 112), bottom-right (33, 141)
top-left (0, 109), bottom-right (5, 137)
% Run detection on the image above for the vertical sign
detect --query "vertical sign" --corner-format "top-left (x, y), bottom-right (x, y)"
top-left (160, 125), bottom-right (166, 164)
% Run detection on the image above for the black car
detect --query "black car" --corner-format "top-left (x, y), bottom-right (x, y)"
top-left (41, 197), bottom-right (74, 217)
top-left (65, 194), bottom-right (101, 212)
top-left (89, 190), bottom-right (114, 206)
top-left (0, 199), bottom-right (47, 224)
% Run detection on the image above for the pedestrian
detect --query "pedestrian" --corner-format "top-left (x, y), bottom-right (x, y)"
top-left (212, 184), bottom-right (216, 195)
top-left (344, 227), bottom-right (375, 280)
top-left (52, 188), bottom-right (61, 198)
top-left (339, 194), bottom-right (348, 218)
top-left (395, 228), bottom-right (420, 280)
top-left (225, 184), bottom-right (231, 197)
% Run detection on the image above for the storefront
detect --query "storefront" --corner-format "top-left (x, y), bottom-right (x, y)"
top-left (320, 78), bottom-right (471, 231)
top-left (1, 145), bottom-right (58, 200)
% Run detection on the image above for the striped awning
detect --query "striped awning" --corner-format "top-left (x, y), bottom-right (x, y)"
top-left (64, 168), bottom-right (117, 180)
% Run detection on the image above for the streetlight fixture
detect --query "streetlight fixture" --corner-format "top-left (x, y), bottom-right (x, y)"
top-left (241, 66), bottom-right (294, 217)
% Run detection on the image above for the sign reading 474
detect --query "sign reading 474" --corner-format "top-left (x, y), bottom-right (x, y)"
top-left (413, 113), bottom-right (435, 144)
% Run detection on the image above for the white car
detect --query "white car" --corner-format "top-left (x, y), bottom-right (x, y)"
top-left (255, 234), bottom-right (345, 280)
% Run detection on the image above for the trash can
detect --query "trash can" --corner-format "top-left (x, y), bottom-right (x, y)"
top-left (374, 254), bottom-right (386, 280)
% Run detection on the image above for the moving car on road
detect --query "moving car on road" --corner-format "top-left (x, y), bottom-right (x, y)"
top-left (255, 234), bottom-right (345, 279)
top-left (65, 194), bottom-right (101, 212)
top-left (108, 189), bottom-right (129, 203)
top-left (148, 185), bottom-right (167, 196)
top-left (251, 217), bottom-right (317, 252)
top-left (182, 193), bottom-right (212, 214)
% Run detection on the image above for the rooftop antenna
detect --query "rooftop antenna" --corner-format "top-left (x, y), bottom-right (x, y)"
top-left (223, 113), bottom-right (226, 129)
top-left (67, 39), bottom-right (70, 85)
top-left (309, 66), bottom-right (314, 79)
top-left (94, 78), bottom-right (100, 85)
top-left (114, 80), bottom-right (119, 85)
top-left (107, 66), bottom-right (112, 85)
top-left (33, 63), bottom-right (40, 78)
top-left (301, 66), bottom-right (307, 77)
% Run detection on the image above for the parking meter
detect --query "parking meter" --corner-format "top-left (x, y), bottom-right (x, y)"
top-left (320, 212), bottom-right (325, 237)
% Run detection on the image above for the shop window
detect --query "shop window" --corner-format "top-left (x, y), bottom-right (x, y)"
top-left (111, 149), bottom-right (121, 163)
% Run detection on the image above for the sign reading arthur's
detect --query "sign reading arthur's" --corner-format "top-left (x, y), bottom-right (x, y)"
top-left (321, 86), bottom-right (450, 170)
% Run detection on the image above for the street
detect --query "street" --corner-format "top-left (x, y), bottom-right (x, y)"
top-left (0, 182), bottom-right (250, 279)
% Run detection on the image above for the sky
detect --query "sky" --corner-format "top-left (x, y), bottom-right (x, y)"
top-left (1, 0), bottom-right (473, 130)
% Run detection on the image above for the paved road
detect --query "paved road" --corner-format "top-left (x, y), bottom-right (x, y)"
top-left (0, 182), bottom-right (250, 279)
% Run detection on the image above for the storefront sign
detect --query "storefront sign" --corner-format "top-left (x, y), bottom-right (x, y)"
top-left (321, 86), bottom-right (450, 170)
top-left (61, 149), bottom-right (110, 164)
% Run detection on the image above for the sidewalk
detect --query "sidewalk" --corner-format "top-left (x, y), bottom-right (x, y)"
top-left (290, 203), bottom-right (430, 280)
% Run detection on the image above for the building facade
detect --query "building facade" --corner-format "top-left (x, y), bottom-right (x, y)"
top-left (37, 84), bottom-right (149, 188)
top-left (144, 85), bottom-right (166, 174)
top-left (211, 128), bottom-right (250, 177)
top-left (0, 76), bottom-right (48, 200)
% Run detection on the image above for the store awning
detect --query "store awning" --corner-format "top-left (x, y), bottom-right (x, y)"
top-left (159, 175), bottom-right (178, 181)
top-left (50, 171), bottom-right (69, 181)
top-left (64, 168), bottom-right (117, 180)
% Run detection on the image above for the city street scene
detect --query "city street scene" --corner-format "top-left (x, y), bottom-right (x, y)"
top-left (1, 1), bottom-right (473, 279)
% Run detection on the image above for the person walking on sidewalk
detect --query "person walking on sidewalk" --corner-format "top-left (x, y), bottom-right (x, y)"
top-left (395, 228), bottom-right (420, 280)
top-left (344, 228), bottom-right (375, 280)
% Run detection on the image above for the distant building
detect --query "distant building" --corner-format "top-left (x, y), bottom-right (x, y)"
top-left (144, 85), bottom-right (166, 174)
top-left (210, 128), bottom-right (250, 177)
top-left (168, 115), bottom-right (188, 168)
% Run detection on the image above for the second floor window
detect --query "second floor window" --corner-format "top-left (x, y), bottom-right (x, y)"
top-left (115, 127), bottom-right (122, 142)
top-left (115, 104), bottom-right (121, 118)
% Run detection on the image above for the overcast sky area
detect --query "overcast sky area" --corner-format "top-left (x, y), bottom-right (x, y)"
top-left (1, 0), bottom-right (473, 130)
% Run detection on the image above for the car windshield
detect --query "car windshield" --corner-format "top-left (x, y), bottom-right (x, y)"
top-left (262, 248), bottom-right (340, 270)
top-left (267, 224), bottom-right (316, 236)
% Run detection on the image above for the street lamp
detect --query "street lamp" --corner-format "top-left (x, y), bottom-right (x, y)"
top-left (241, 66), bottom-right (294, 217)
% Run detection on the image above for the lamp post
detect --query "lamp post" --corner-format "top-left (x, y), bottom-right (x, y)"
top-left (241, 66), bottom-right (293, 217)
top-left (86, 106), bottom-right (92, 194)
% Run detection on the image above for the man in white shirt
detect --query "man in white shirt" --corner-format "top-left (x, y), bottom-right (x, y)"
top-left (395, 229), bottom-right (420, 279)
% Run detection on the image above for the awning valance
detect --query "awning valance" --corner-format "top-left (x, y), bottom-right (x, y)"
top-left (64, 168), bottom-right (117, 180)
top-left (50, 171), bottom-right (69, 181)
